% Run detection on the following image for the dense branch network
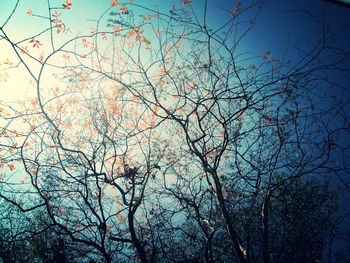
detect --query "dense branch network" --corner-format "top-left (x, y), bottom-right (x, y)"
top-left (0, 0), bottom-right (349, 262)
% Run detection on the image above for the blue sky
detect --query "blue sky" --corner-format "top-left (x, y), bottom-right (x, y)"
top-left (1, 0), bottom-right (349, 258)
top-left (1, 0), bottom-right (349, 58)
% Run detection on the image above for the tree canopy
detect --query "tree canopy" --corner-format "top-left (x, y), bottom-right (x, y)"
top-left (0, 0), bottom-right (350, 262)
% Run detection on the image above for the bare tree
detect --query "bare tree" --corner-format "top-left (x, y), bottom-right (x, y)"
top-left (0, 0), bottom-right (349, 262)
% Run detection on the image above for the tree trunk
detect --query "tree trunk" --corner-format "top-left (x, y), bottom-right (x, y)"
top-left (211, 170), bottom-right (249, 263)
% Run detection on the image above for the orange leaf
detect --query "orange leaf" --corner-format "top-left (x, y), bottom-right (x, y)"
top-left (82, 38), bottom-right (88, 48)
top-left (128, 30), bottom-right (135, 37)
top-left (117, 214), bottom-right (126, 222)
top-left (63, 0), bottom-right (72, 9)
top-left (119, 5), bottom-right (128, 13)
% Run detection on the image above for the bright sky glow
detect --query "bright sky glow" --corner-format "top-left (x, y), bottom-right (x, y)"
top-left (1, 1), bottom-right (350, 262)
